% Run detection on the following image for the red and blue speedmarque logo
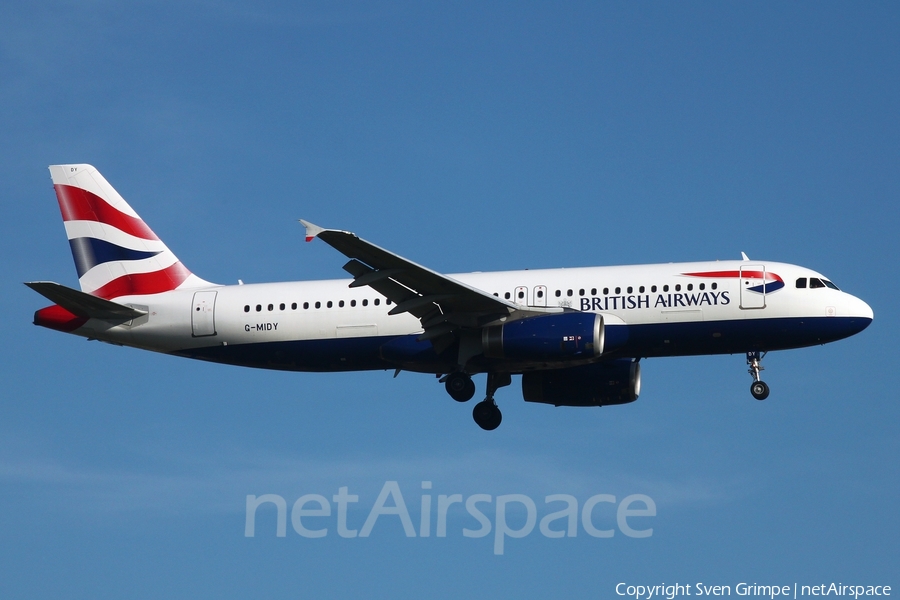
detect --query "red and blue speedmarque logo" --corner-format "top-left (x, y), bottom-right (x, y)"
top-left (683, 270), bottom-right (785, 294)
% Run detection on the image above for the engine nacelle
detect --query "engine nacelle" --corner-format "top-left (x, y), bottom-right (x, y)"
top-left (482, 312), bottom-right (604, 362)
top-left (521, 359), bottom-right (641, 407)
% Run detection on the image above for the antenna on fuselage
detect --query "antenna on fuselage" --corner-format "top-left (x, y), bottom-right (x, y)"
top-left (741, 252), bottom-right (750, 261)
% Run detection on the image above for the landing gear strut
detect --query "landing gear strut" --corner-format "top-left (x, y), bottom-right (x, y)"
top-left (473, 372), bottom-right (511, 431)
top-left (747, 351), bottom-right (770, 400)
top-left (443, 371), bottom-right (476, 402)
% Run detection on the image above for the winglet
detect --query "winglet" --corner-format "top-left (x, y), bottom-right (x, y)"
top-left (299, 219), bottom-right (326, 242)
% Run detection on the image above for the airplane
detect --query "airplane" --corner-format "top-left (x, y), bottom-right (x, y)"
top-left (27, 164), bottom-right (874, 430)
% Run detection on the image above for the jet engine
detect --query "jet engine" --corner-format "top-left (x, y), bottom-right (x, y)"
top-left (521, 359), bottom-right (641, 406)
top-left (482, 312), bottom-right (604, 362)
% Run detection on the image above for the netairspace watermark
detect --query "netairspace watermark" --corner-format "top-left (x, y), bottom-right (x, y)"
top-left (244, 480), bottom-right (656, 555)
top-left (616, 582), bottom-right (892, 600)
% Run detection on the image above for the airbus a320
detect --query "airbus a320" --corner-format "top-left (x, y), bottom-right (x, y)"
top-left (28, 165), bottom-right (873, 430)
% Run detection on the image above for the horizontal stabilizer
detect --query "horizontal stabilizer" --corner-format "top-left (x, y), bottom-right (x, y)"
top-left (25, 281), bottom-right (147, 320)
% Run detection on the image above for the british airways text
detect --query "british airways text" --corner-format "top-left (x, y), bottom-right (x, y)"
top-left (580, 291), bottom-right (731, 312)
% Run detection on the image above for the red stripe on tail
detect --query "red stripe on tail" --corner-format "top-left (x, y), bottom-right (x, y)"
top-left (89, 262), bottom-right (192, 299)
top-left (54, 184), bottom-right (160, 241)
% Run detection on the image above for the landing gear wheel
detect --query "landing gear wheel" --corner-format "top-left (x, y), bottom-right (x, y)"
top-left (445, 372), bottom-right (476, 402)
top-left (473, 400), bottom-right (502, 431)
top-left (746, 351), bottom-right (769, 401)
top-left (750, 380), bottom-right (770, 401)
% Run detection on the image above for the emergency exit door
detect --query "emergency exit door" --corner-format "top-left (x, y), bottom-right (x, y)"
top-left (514, 286), bottom-right (528, 305)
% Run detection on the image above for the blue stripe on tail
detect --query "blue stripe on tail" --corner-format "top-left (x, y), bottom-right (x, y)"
top-left (68, 237), bottom-right (162, 278)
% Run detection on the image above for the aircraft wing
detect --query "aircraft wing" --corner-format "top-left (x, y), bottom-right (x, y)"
top-left (300, 221), bottom-right (562, 344)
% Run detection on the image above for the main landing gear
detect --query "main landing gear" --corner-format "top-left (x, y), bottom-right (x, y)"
top-left (747, 351), bottom-right (770, 400)
top-left (440, 371), bottom-right (510, 430)
top-left (472, 372), bottom-right (511, 431)
top-left (443, 371), bottom-right (476, 402)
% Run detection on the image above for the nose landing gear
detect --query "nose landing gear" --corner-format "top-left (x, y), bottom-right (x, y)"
top-left (747, 351), bottom-right (770, 400)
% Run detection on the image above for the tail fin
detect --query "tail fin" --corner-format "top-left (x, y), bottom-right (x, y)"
top-left (49, 164), bottom-right (213, 299)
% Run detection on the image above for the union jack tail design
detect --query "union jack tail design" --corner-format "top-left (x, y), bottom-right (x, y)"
top-left (49, 164), bottom-right (212, 299)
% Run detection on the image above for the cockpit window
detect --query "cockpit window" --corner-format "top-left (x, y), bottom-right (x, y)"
top-left (796, 277), bottom-right (807, 288)
top-left (809, 278), bottom-right (825, 289)
top-left (823, 279), bottom-right (839, 290)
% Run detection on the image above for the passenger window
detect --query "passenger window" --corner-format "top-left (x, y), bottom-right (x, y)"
top-left (699, 283), bottom-right (705, 290)
top-left (579, 289), bottom-right (584, 296)
top-left (505, 292), bottom-right (511, 299)
top-left (687, 284), bottom-right (692, 291)
top-left (675, 285), bottom-right (681, 292)
top-left (256, 304), bottom-right (262, 312)
top-left (518, 291), bottom-right (525, 299)
top-left (279, 303), bottom-right (285, 310)
top-left (327, 301), bottom-right (333, 308)
top-left (639, 286), bottom-right (645, 293)
top-left (315, 301), bottom-right (321, 309)
top-left (809, 278), bottom-right (825, 289)
top-left (387, 299), bottom-right (392, 305)
top-left (615, 287), bottom-right (621, 294)
top-left (244, 305), bottom-right (250, 313)
top-left (303, 302), bottom-right (309, 309)
top-left (603, 288), bottom-right (609, 295)
top-left (796, 278), bottom-right (807, 289)
top-left (555, 290), bottom-right (561, 298)
top-left (351, 299), bottom-right (357, 307)
top-left (663, 285), bottom-right (669, 292)
top-left (268, 304), bottom-right (274, 311)
top-left (291, 303), bottom-right (297, 310)
top-left (374, 298), bottom-right (380, 306)
top-left (362, 299), bottom-right (368, 306)
top-left (591, 288), bottom-right (597, 296)
top-left (537, 290), bottom-right (544, 298)
top-left (339, 300), bottom-right (345, 308)
top-left (651, 285), bottom-right (657, 293)
top-left (711, 283), bottom-right (718, 290)
top-left (626, 287), bottom-right (632, 294)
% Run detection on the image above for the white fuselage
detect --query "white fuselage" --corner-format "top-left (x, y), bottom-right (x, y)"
top-left (68, 259), bottom-right (873, 374)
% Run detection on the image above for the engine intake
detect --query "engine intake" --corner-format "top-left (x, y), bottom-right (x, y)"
top-left (482, 312), bottom-right (604, 362)
top-left (522, 359), bottom-right (641, 407)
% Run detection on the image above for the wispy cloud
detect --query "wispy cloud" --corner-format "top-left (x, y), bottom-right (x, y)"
top-left (0, 444), bottom-right (747, 518)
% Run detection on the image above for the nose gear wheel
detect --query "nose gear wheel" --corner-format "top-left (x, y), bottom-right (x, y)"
top-left (746, 351), bottom-right (770, 400)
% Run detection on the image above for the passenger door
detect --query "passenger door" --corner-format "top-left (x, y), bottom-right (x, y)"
top-left (191, 291), bottom-right (218, 337)
top-left (739, 265), bottom-right (766, 309)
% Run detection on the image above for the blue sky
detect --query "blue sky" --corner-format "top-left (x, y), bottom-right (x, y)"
top-left (1, 2), bottom-right (898, 598)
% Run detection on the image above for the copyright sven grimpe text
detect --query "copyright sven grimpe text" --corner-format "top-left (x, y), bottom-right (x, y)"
top-left (616, 582), bottom-right (891, 600)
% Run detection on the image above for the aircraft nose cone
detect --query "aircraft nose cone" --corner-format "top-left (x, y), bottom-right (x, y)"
top-left (848, 295), bottom-right (874, 333)
top-left (860, 299), bottom-right (874, 322)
